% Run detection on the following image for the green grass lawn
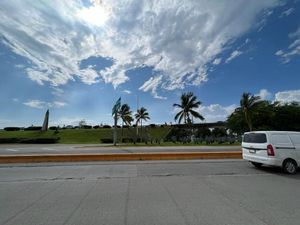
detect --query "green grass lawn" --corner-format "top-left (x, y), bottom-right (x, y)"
top-left (0, 127), bottom-right (240, 146)
top-left (0, 127), bottom-right (172, 144)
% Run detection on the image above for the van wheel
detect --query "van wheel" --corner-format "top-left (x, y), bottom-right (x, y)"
top-left (283, 159), bottom-right (297, 174)
top-left (251, 162), bottom-right (262, 168)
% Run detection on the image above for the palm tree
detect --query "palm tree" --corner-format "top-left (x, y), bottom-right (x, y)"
top-left (173, 92), bottom-right (204, 124)
top-left (135, 107), bottom-right (150, 135)
top-left (118, 104), bottom-right (133, 137)
top-left (240, 92), bottom-right (261, 131)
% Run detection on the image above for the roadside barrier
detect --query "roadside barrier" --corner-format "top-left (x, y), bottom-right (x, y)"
top-left (0, 151), bottom-right (242, 163)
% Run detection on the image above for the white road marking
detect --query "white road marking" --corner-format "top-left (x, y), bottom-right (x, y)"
top-left (6, 149), bottom-right (19, 152)
top-left (42, 148), bottom-right (59, 151)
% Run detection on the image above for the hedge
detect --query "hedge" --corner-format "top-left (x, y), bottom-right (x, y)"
top-left (82, 125), bottom-right (92, 129)
top-left (100, 138), bottom-right (113, 143)
top-left (0, 137), bottom-right (60, 144)
top-left (4, 127), bottom-right (21, 131)
top-left (24, 126), bottom-right (42, 131)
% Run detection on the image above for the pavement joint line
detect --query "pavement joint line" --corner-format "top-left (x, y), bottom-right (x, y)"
top-left (0, 151), bottom-right (242, 163)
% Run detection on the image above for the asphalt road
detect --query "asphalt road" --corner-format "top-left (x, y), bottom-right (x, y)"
top-left (0, 144), bottom-right (241, 155)
top-left (1, 160), bottom-right (300, 225)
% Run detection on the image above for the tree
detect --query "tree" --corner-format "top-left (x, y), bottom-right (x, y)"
top-left (173, 92), bottom-right (204, 124)
top-left (239, 92), bottom-right (261, 131)
top-left (226, 100), bottom-right (300, 134)
top-left (135, 107), bottom-right (150, 136)
top-left (226, 108), bottom-right (248, 135)
top-left (78, 119), bottom-right (86, 128)
top-left (118, 104), bottom-right (133, 137)
top-left (211, 127), bottom-right (227, 137)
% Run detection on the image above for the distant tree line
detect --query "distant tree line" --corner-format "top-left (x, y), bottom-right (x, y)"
top-left (227, 92), bottom-right (300, 134)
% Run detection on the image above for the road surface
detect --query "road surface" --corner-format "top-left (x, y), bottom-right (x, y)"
top-left (1, 159), bottom-right (300, 225)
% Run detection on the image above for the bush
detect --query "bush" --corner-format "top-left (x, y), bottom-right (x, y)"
top-left (82, 125), bottom-right (92, 129)
top-left (4, 127), bottom-right (21, 131)
top-left (123, 125), bottom-right (130, 128)
top-left (0, 137), bottom-right (59, 144)
top-left (93, 125), bottom-right (100, 129)
top-left (148, 124), bottom-right (156, 128)
top-left (24, 126), bottom-right (42, 131)
top-left (20, 138), bottom-right (60, 144)
top-left (100, 138), bottom-right (113, 143)
top-left (103, 125), bottom-right (111, 129)
top-left (122, 137), bottom-right (134, 143)
top-left (49, 126), bottom-right (58, 130)
top-left (165, 127), bottom-right (192, 142)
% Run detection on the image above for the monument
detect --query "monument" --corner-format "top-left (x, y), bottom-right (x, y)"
top-left (42, 109), bottom-right (49, 131)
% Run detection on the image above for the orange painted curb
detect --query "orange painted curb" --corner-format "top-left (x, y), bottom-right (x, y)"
top-left (0, 152), bottom-right (242, 163)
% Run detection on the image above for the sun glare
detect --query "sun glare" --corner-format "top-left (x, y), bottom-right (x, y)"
top-left (78, 4), bottom-right (109, 27)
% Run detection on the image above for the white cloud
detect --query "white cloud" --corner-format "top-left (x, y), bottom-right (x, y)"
top-left (198, 104), bottom-right (237, 122)
top-left (23, 100), bottom-right (67, 109)
top-left (225, 50), bottom-right (243, 63)
top-left (280, 8), bottom-right (294, 17)
top-left (256, 89), bottom-right (272, 100)
top-left (50, 117), bottom-right (96, 127)
top-left (0, 119), bottom-right (11, 126)
top-left (123, 89), bottom-right (131, 94)
top-left (212, 58), bottom-right (222, 65)
top-left (275, 90), bottom-right (300, 103)
top-left (275, 50), bottom-right (284, 56)
top-left (276, 27), bottom-right (300, 63)
top-left (139, 75), bottom-right (167, 100)
top-left (0, 0), bottom-right (280, 96)
top-left (14, 64), bottom-right (25, 69)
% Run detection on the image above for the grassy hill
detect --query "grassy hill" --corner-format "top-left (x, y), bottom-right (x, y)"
top-left (0, 127), bottom-right (171, 144)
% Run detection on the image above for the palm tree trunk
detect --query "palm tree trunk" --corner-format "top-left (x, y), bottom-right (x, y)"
top-left (141, 120), bottom-right (143, 142)
top-left (136, 121), bottom-right (139, 136)
top-left (244, 110), bottom-right (252, 131)
top-left (121, 121), bottom-right (124, 142)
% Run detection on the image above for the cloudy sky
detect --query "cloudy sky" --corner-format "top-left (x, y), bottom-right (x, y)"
top-left (0, 0), bottom-right (300, 128)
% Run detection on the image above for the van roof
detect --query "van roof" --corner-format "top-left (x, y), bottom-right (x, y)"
top-left (244, 131), bottom-right (300, 135)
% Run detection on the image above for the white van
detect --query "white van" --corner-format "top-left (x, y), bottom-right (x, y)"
top-left (242, 131), bottom-right (300, 174)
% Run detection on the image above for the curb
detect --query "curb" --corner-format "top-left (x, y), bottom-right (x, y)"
top-left (0, 152), bottom-right (242, 163)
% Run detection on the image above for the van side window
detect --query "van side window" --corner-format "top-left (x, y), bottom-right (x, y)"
top-left (270, 134), bottom-right (292, 145)
top-left (290, 134), bottom-right (300, 146)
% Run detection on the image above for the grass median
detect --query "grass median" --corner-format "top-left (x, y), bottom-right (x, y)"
top-left (0, 127), bottom-right (240, 146)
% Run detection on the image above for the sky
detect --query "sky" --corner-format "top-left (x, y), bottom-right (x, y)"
top-left (0, 0), bottom-right (300, 128)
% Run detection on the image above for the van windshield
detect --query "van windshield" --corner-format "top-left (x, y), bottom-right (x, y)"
top-left (243, 133), bottom-right (267, 143)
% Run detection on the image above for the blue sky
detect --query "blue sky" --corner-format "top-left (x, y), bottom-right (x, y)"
top-left (0, 0), bottom-right (300, 128)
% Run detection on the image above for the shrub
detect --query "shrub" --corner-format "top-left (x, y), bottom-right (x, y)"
top-left (123, 125), bottom-right (130, 128)
top-left (20, 138), bottom-right (60, 144)
top-left (82, 125), bottom-right (92, 129)
top-left (24, 126), bottom-right (42, 131)
top-left (0, 137), bottom-right (59, 144)
top-left (165, 127), bottom-right (192, 141)
top-left (49, 126), bottom-right (58, 130)
top-left (4, 127), bottom-right (21, 131)
top-left (148, 124), bottom-right (156, 128)
top-left (93, 125), bottom-right (100, 129)
top-left (122, 138), bottom-right (134, 143)
top-left (100, 138), bottom-right (113, 143)
top-left (103, 125), bottom-right (111, 129)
